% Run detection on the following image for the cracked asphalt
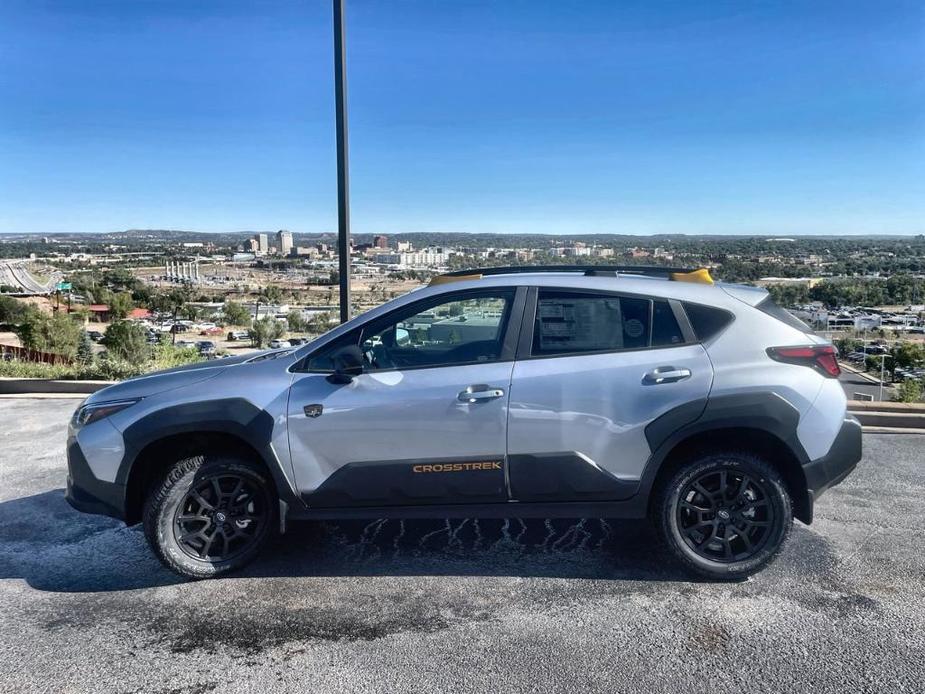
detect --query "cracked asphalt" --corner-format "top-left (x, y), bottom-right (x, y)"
top-left (0, 398), bottom-right (922, 694)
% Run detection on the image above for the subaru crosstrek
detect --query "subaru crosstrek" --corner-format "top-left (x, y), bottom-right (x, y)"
top-left (65, 266), bottom-right (862, 580)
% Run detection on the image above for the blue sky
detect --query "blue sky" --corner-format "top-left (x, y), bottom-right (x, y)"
top-left (1, 0), bottom-right (922, 236)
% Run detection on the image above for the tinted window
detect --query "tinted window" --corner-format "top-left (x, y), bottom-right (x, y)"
top-left (304, 330), bottom-right (361, 372)
top-left (362, 292), bottom-right (513, 370)
top-left (307, 291), bottom-right (515, 372)
top-left (532, 291), bottom-right (660, 355)
top-left (652, 300), bottom-right (685, 347)
top-left (682, 302), bottom-right (734, 341)
top-left (757, 297), bottom-right (812, 333)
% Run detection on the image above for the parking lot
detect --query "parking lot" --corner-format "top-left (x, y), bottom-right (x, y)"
top-left (0, 398), bottom-right (922, 694)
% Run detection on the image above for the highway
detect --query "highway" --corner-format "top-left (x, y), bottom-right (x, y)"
top-left (0, 261), bottom-right (60, 294)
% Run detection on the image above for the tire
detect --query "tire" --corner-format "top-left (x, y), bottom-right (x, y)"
top-left (656, 451), bottom-right (792, 581)
top-left (143, 454), bottom-right (277, 579)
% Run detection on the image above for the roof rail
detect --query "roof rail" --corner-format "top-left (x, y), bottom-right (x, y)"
top-left (440, 265), bottom-right (693, 278)
top-left (430, 265), bottom-right (714, 286)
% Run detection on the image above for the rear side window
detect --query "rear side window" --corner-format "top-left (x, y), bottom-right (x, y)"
top-left (652, 300), bottom-right (684, 347)
top-left (682, 302), bottom-right (734, 342)
top-left (532, 291), bottom-right (684, 356)
top-left (757, 297), bottom-right (812, 333)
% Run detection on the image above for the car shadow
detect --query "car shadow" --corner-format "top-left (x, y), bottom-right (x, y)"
top-left (0, 489), bottom-right (694, 593)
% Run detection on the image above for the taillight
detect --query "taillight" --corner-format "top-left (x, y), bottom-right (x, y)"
top-left (766, 344), bottom-right (841, 378)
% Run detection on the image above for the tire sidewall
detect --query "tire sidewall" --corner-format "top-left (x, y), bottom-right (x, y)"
top-left (149, 457), bottom-right (276, 579)
top-left (662, 454), bottom-right (792, 579)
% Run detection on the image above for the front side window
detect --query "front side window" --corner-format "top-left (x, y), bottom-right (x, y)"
top-left (532, 291), bottom-right (684, 356)
top-left (305, 290), bottom-right (515, 372)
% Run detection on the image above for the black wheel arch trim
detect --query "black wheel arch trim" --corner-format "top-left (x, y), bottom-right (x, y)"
top-left (118, 398), bottom-right (302, 514)
top-left (641, 392), bottom-right (814, 523)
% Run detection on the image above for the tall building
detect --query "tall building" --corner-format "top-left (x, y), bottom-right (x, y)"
top-left (255, 233), bottom-right (269, 254)
top-left (277, 230), bottom-right (293, 256)
top-left (373, 235), bottom-right (389, 249)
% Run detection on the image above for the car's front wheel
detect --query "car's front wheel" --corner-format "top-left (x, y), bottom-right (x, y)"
top-left (143, 455), bottom-right (277, 579)
top-left (657, 452), bottom-right (792, 580)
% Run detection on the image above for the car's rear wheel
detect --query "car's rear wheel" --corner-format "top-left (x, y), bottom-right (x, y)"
top-left (657, 452), bottom-right (792, 580)
top-left (143, 455), bottom-right (277, 579)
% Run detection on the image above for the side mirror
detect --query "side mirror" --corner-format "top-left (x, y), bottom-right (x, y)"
top-left (327, 345), bottom-right (364, 384)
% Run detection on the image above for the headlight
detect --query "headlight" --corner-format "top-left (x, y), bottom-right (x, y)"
top-left (73, 399), bottom-right (140, 427)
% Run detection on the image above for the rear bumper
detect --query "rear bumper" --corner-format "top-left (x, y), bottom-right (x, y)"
top-left (65, 436), bottom-right (127, 521)
top-left (803, 415), bottom-right (862, 504)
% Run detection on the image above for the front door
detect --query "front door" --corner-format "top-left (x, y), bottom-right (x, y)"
top-left (507, 288), bottom-right (713, 502)
top-left (287, 288), bottom-right (523, 508)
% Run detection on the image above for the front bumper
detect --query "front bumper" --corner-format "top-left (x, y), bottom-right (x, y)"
top-left (803, 415), bottom-right (863, 503)
top-left (65, 436), bottom-right (127, 521)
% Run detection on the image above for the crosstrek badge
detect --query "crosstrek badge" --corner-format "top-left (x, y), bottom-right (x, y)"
top-left (412, 461), bottom-right (502, 473)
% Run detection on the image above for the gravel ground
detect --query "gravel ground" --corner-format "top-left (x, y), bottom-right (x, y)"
top-left (0, 398), bottom-right (922, 694)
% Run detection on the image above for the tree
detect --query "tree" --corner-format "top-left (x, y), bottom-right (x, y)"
top-left (286, 311), bottom-right (307, 332)
top-left (109, 292), bottom-right (134, 321)
top-left (0, 296), bottom-right (31, 325)
top-left (249, 316), bottom-right (285, 348)
top-left (179, 303), bottom-right (201, 322)
top-left (15, 311), bottom-right (82, 359)
top-left (76, 330), bottom-right (94, 366)
top-left (222, 300), bottom-right (251, 327)
top-left (897, 378), bottom-right (922, 403)
top-left (102, 321), bottom-right (150, 363)
top-left (891, 342), bottom-right (925, 370)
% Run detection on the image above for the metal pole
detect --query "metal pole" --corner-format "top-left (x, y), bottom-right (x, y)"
top-left (879, 354), bottom-right (885, 401)
top-left (333, 0), bottom-right (351, 323)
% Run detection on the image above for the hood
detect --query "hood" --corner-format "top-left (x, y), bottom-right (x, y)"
top-left (83, 349), bottom-right (292, 404)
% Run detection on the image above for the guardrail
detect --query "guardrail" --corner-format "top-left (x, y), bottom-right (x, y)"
top-left (847, 400), bottom-right (925, 431)
top-left (0, 378), bottom-right (112, 395)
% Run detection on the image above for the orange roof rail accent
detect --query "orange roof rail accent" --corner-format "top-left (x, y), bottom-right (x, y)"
top-left (670, 268), bottom-right (714, 285)
top-left (428, 273), bottom-right (483, 286)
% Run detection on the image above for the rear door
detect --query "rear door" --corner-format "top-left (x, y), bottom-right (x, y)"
top-left (507, 287), bottom-right (713, 502)
top-left (287, 287), bottom-right (525, 508)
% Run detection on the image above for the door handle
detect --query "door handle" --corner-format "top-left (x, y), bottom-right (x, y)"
top-left (643, 367), bottom-right (692, 385)
top-left (458, 384), bottom-right (505, 403)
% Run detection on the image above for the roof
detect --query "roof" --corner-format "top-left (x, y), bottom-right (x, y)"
top-left (127, 308), bottom-right (152, 319)
top-left (87, 304), bottom-right (109, 312)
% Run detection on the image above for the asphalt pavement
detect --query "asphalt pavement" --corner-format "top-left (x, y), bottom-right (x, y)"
top-left (0, 398), bottom-right (922, 694)
top-left (839, 365), bottom-right (893, 401)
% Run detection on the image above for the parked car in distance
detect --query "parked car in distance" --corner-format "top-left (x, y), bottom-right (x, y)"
top-left (200, 327), bottom-right (224, 336)
top-left (65, 265), bottom-right (861, 581)
top-left (87, 330), bottom-right (104, 342)
top-left (288, 337), bottom-right (308, 346)
top-left (195, 340), bottom-right (216, 356)
top-left (227, 330), bottom-right (250, 341)
top-left (269, 339), bottom-right (292, 349)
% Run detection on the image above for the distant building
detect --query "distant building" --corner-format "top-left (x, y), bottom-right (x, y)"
top-left (277, 230), bottom-right (294, 256)
top-left (243, 238), bottom-right (259, 253)
top-left (255, 233), bottom-right (269, 255)
top-left (373, 235), bottom-right (389, 249)
top-left (397, 241), bottom-right (413, 252)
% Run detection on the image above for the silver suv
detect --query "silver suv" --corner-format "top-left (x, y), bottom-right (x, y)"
top-left (65, 266), bottom-right (861, 580)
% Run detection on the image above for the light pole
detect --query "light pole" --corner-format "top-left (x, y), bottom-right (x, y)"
top-left (333, 0), bottom-right (351, 323)
top-left (879, 353), bottom-right (886, 401)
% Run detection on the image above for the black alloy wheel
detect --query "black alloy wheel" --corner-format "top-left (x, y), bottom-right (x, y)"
top-left (174, 473), bottom-right (270, 562)
top-left (657, 452), bottom-right (792, 580)
top-left (676, 468), bottom-right (774, 562)
top-left (143, 455), bottom-right (277, 579)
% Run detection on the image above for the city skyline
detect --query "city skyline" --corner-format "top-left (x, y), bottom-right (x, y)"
top-left (1, 1), bottom-right (923, 236)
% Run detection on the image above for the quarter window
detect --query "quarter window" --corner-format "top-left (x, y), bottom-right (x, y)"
top-left (531, 291), bottom-right (684, 356)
